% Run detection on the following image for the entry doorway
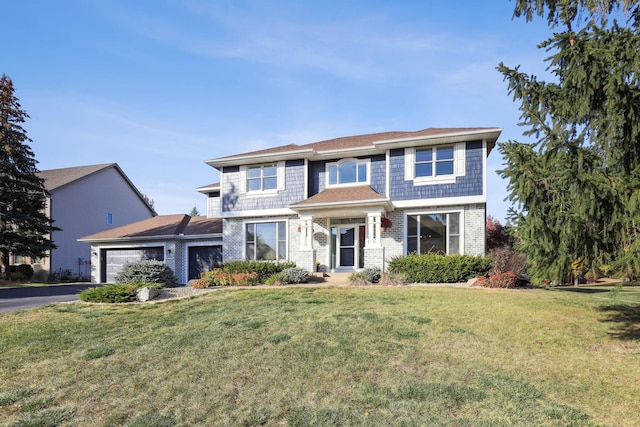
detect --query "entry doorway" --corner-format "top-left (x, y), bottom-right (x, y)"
top-left (330, 221), bottom-right (365, 271)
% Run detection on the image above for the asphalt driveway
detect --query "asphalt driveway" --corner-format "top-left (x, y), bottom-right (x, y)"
top-left (0, 283), bottom-right (98, 314)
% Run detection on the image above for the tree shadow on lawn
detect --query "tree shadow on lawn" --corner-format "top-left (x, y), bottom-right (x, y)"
top-left (598, 304), bottom-right (640, 341)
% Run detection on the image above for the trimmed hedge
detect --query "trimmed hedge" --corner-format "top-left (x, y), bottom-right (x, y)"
top-left (114, 260), bottom-right (178, 287)
top-left (78, 283), bottom-right (158, 303)
top-left (388, 253), bottom-right (492, 283)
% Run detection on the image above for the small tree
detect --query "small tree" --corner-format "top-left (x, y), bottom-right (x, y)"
top-left (189, 205), bottom-right (200, 216)
top-left (0, 75), bottom-right (58, 279)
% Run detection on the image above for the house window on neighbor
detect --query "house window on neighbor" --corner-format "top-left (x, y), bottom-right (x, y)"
top-left (327, 159), bottom-right (369, 186)
top-left (246, 221), bottom-right (287, 261)
top-left (247, 163), bottom-right (278, 192)
top-left (107, 213), bottom-right (113, 225)
top-left (407, 212), bottom-right (460, 255)
top-left (415, 146), bottom-right (454, 178)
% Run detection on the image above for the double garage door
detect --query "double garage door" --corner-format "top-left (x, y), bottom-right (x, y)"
top-left (102, 247), bottom-right (164, 283)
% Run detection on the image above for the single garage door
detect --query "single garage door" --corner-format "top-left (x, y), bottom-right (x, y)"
top-left (102, 247), bottom-right (164, 283)
top-left (188, 246), bottom-right (222, 281)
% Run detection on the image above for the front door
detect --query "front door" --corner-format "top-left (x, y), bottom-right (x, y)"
top-left (331, 224), bottom-right (365, 270)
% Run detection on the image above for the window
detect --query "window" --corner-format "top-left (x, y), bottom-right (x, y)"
top-left (247, 163), bottom-right (278, 192)
top-left (327, 159), bottom-right (369, 186)
top-left (406, 212), bottom-right (460, 255)
top-left (415, 146), bottom-right (454, 178)
top-left (246, 221), bottom-right (287, 260)
top-left (107, 213), bottom-right (113, 225)
top-left (405, 143), bottom-right (465, 183)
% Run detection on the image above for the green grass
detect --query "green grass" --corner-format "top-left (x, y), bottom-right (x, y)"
top-left (1, 286), bottom-right (639, 426)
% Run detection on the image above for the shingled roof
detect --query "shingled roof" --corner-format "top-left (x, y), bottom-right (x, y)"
top-left (79, 215), bottom-right (222, 241)
top-left (38, 163), bottom-right (116, 192)
top-left (290, 186), bottom-right (392, 211)
top-left (206, 127), bottom-right (502, 168)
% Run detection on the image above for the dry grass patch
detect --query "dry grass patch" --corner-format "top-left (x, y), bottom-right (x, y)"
top-left (0, 286), bottom-right (639, 426)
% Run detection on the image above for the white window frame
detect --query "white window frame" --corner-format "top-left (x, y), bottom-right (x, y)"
top-left (244, 220), bottom-right (288, 261)
top-left (404, 209), bottom-right (463, 255)
top-left (325, 158), bottom-right (370, 187)
top-left (405, 142), bottom-right (466, 185)
top-left (239, 161), bottom-right (285, 195)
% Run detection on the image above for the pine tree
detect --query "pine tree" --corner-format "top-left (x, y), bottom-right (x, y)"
top-left (498, 1), bottom-right (640, 284)
top-left (0, 75), bottom-right (57, 279)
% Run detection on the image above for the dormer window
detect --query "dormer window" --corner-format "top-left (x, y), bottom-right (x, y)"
top-left (327, 159), bottom-right (370, 186)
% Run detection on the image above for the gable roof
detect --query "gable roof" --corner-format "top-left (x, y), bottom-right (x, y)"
top-left (206, 127), bottom-right (502, 168)
top-left (37, 163), bottom-right (157, 216)
top-left (38, 163), bottom-right (115, 192)
top-left (79, 215), bottom-right (222, 242)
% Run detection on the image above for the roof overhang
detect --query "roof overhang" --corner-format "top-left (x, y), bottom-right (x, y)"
top-left (373, 128), bottom-right (502, 153)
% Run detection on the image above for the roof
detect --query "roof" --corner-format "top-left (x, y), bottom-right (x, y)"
top-left (290, 186), bottom-right (392, 212)
top-left (206, 127), bottom-right (502, 168)
top-left (37, 163), bottom-right (157, 216)
top-left (38, 163), bottom-right (116, 191)
top-left (79, 215), bottom-right (222, 241)
top-left (196, 182), bottom-right (220, 194)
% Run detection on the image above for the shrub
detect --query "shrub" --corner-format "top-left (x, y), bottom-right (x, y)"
top-left (264, 273), bottom-right (285, 286)
top-left (362, 267), bottom-right (381, 283)
top-left (221, 261), bottom-right (296, 283)
top-left (488, 247), bottom-right (528, 280)
top-left (7, 264), bottom-right (34, 281)
top-left (79, 283), bottom-right (160, 303)
top-left (79, 284), bottom-right (138, 303)
top-left (279, 267), bottom-right (309, 284)
top-left (196, 269), bottom-right (259, 287)
top-left (487, 271), bottom-right (519, 288)
top-left (388, 253), bottom-right (492, 283)
top-left (114, 260), bottom-right (178, 287)
top-left (348, 271), bottom-right (369, 286)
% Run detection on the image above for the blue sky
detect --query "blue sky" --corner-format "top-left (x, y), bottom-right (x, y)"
top-left (4, 1), bottom-right (552, 221)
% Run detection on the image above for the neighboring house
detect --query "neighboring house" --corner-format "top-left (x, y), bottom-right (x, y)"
top-left (16, 163), bottom-right (156, 281)
top-left (79, 215), bottom-right (222, 284)
top-left (205, 127), bottom-right (502, 273)
top-left (81, 127), bottom-right (501, 284)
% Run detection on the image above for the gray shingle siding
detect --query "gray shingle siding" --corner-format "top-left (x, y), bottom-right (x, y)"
top-left (308, 154), bottom-right (386, 196)
top-left (388, 141), bottom-right (484, 200)
top-left (220, 160), bottom-right (306, 212)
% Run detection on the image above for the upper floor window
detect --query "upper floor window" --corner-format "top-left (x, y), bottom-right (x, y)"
top-left (327, 159), bottom-right (370, 186)
top-left (247, 163), bottom-right (278, 191)
top-left (415, 146), bottom-right (454, 177)
top-left (239, 161), bottom-right (285, 194)
top-left (405, 143), bottom-right (466, 184)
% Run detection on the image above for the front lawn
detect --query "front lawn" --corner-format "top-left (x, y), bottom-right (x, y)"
top-left (1, 286), bottom-right (639, 426)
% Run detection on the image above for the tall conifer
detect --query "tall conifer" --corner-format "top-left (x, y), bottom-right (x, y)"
top-left (0, 75), bottom-right (57, 279)
top-left (498, 1), bottom-right (640, 284)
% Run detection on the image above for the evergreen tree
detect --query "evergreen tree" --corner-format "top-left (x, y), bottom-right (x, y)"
top-left (498, 1), bottom-right (640, 284)
top-left (0, 75), bottom-right (57, 279)
top-left (189, 205), bottom-right (200, 216)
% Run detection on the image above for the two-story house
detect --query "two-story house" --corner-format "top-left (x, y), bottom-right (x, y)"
top-left (27, 163), bottom-right (156, 281)
top-left (204, 127), bottom-right (502, 273)
top-left (81, 127), bottom-right (501, 283)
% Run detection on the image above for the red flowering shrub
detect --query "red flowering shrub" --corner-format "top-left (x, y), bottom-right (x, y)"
top-left (194, 269), bottom-right (259, 287)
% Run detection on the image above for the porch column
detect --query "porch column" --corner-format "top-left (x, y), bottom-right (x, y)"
top-left (299, 215), bottom-right (314, 249)
top-left (367, 213), bottom-right (382, 247)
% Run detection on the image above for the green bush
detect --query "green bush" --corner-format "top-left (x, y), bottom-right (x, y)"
top-left (79, 282), bottom-right (160, 303)
top-left (279, 267), bottom-right (309, 284)
top-left (221, 261), bottom-right (296, 283)
top-left (388, 253), bottom-right (492, 283)
top-left (8, 264), bottom-right (34, 281)
top-left (114, 260), bottom-right (178, 287)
